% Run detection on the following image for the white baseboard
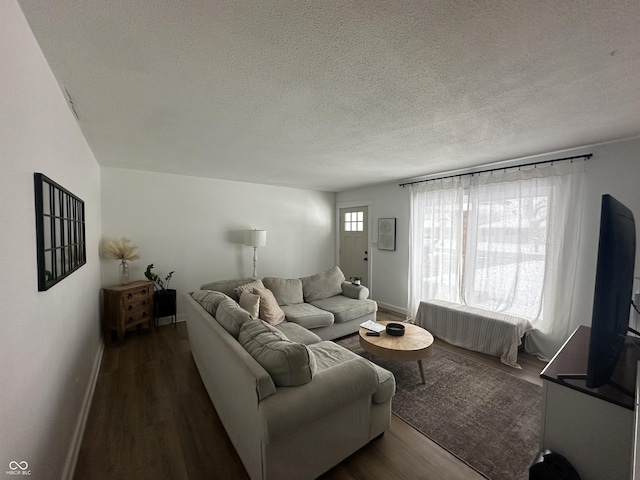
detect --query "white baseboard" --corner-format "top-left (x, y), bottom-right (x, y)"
top-left (376, 301), bottom-right (408, 317)
top-left (61, 340), bottom-right (104, 480)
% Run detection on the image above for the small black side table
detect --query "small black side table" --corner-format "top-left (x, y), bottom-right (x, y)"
top-left (154, 289), bottom-right (177, 327)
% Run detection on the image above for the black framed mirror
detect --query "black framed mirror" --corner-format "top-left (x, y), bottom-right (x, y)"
top-left (34, 173), bottom-right (86, 291)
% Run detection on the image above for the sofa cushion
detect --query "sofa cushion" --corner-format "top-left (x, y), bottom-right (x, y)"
top-left (253, 288), bottom-right (286, 326)
top-left (280, 303), bottom-right (334, 330)
top-left (309, 341), bottom-right (395, 404)
top-left (310, 296), bottom-right (377, 323)
top-left (300, 266), bottom-right (345, 302)
top-left (239, 291), bottom-right (260, 318)
top-left (234, 278), bottom-right (266, 297)
top-left (262, 277), bottom-right (304, 306)
top-left (200, 277), bottom-right (256, 301)
top-left (191, 290), bottom-right (231, 316)
top-left (239, 319), bottom-right (317, 387)
top-left (275, 322), bottom-right (322, 345)
top-left (216, 298), bottom-right (253, 338)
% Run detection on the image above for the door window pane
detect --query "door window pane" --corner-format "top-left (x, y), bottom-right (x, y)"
top-left (345, 211), bottom-right (364, 232)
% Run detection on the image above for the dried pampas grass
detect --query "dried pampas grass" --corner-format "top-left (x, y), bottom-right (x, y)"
top-left (102, 237), bottom-right (140, 261)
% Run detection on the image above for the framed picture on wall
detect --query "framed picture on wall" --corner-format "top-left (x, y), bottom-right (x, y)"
top-left (34, 173), bottom-right (86, 291)
top-left (377, 218), bottom-right (396, 251)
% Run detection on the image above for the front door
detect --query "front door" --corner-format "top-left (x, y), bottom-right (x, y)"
top-left (339, 206), bottom-right (369, 287)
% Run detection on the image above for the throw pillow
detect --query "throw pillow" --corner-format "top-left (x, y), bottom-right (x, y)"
top-left (262, 277), bottom-right (304, 306)
top-left (233, 278), bottom-right (266, 297)
top-left (239, 291), bottom-right (260, 318)
top-left (252, 287), bottom-right (286, 326)
top-left (238, 319), bottom-right (317, 387)
top-left (191, 290), bottom-right (231, 316)
top-left (300, 266), bottom-right (345, 302)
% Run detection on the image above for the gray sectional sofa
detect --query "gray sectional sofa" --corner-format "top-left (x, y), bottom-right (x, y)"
top-left (184, 268), bottom-right (395, 480)
top-left (200, 266), bottom-right (378, 340)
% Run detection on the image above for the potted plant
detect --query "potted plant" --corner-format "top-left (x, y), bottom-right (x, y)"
top-left (145, 264), bottom-right (177, 323)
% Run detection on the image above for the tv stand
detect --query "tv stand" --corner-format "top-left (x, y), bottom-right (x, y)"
top-left (555, 373), bottom-right (635, 398)
top-left (540, 325), bottom-right (640, 480)
top-left (554, 324), bottom-right (640, 398)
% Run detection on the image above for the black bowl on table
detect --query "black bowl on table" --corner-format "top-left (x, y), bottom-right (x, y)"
top-left (386, 323), bottom-right (405, 336)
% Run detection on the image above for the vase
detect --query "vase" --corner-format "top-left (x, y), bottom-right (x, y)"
top-left (119, 260), bottom-right (129, 285)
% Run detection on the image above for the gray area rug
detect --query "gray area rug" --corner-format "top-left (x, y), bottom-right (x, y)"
top-left (335, 334), bottom-right (541, 480)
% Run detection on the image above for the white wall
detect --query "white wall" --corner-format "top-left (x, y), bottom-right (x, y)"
top-left (0, 1), bottom-right (103, 478)
top-left (336, 186), bottom-right (410, 313)
top-left (571, 138), bottom-right (640, 336)
top-left (100, 168), bottom-right (336, 317)
top-left (337, 137), bottom-right (640, 348)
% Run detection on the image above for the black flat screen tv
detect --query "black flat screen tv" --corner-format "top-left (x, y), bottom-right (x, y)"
top-left (586, 194), bottom-right (637, 389)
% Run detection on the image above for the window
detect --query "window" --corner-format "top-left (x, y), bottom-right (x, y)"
top-left (344, 211), bottom-right (364, 232)
top-left (408, 160), bottom-right (585, 360)
top-left (414, 182), bottom-right (550, 318)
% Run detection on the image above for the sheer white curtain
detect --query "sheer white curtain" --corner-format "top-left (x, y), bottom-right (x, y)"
top-left (465, 162), bottom-right (585, 359)
top-left (407, 178), bottom-right (464, 318)
top-left (408, 161), bottom-right (585, 360)
top-left (463, 172), bottom-right (551, 318)
top-left (521, 163), bottom-right (585, 359)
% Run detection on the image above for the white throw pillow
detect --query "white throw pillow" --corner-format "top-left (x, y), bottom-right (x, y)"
top-left (239, 291), bottom-right (260, 318)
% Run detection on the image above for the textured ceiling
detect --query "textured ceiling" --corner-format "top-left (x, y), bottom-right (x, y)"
top-left (17, 0), bottom-right (640, 192)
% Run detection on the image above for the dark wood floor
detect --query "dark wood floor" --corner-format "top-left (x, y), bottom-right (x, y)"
top-left (74, 310), bottom-right (546, 480)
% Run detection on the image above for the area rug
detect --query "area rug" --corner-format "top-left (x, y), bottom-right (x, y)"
top-left (335, 334), bottom-right (541, 480)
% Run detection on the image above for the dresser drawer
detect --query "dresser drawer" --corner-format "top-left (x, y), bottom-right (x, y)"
top-left (123, 294), bottom-right (152, 311)
top-left (124, 307), bottom-right (152, 326)
top-left (122, 285), bottom-right (153, 307)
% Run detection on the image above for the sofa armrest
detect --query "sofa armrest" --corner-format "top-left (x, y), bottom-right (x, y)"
top-left (258, 357), bottom-right (378, 443)
top-left (341, 281), bottom-right (370, 300)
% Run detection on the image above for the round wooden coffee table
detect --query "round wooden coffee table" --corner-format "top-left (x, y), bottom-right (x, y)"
top-left (359, 321), bottom-right (434, 384)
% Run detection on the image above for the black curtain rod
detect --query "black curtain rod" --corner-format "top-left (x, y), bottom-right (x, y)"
top-left (399, 153), bottom-right (592, 188)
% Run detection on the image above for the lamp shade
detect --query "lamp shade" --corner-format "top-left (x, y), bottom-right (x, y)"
top-left (244, 229), bottom-right (267, 247)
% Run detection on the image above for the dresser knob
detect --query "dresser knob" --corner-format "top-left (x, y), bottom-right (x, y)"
top-left (127, 293), bottom-right (133, 299)
top-left (142, 312), bottom-right (147, 317)
top-left (128, 305), bottom-right (133, 310)
top-left (142, 300), bottom-right (147, 306)
top-left (142, 289), bottom-right (147, 294)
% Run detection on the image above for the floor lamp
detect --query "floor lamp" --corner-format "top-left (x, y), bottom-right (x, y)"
top-left (244, 229), bottom-right (267, 278)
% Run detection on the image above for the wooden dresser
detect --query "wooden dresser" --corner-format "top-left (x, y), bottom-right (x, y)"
top-left (103, 280), bottom-right (155, 345)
